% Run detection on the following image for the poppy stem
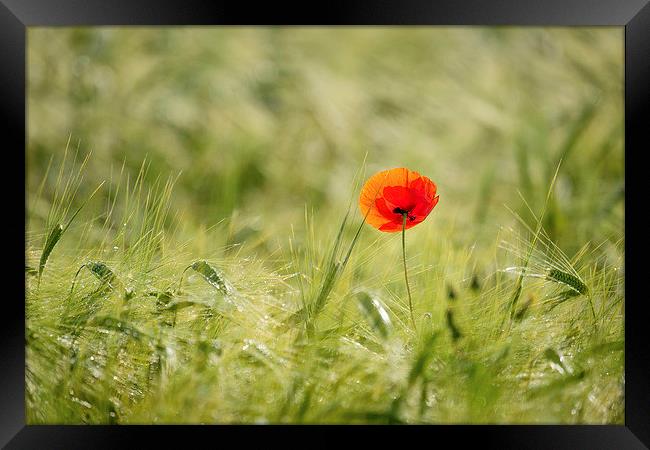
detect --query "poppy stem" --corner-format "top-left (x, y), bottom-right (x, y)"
top-left (402, 213), bottom-right (417, 331)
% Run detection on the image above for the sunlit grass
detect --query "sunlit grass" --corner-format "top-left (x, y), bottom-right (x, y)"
top-left (25, 155), bottom-right (623, 424)
top-left (26, 27), bottom-right (623, 424)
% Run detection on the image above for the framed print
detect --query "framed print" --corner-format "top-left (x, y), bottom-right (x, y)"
top-left (3, 0), bottom-right (649, 448)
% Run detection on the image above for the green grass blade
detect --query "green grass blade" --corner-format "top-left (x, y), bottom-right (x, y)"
top-left (182, 260), bottom-right (234, 295)
top-left (87, 261), bottom-right (118, 288)
top-left (445, 307), bottom-right (462, 342)
top-left (356, 291), bottom-right (392, 339)
top-left (506, 160), bottom-right (563, 324)
top-left (38, 181), bottom-right (104, 281)
top-left (38, 224), bottom-right (63, 278)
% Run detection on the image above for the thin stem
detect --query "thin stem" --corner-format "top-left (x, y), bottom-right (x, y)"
top-left (402, 213), bottom-right (417, 331)
top-left (587, 292), bottom-right (597, 324)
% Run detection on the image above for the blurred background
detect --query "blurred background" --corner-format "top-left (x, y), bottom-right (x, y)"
top-left (27, 27), bottom-right (624, 258)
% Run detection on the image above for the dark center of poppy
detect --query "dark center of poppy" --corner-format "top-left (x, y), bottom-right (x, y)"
top-left (393, 207), bottom-right (416, 221)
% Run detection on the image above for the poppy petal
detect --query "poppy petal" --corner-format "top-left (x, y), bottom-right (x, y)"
top-left (375, 197), bottom-right (397, 220)
top-left (410, 176), bottom-right (437, 202)
top-left (359, 167), bottom-right (438, 233)
top-left (411, 194), bottom-right (439, 218)
top-left (382, 186), bottom-right (417, 211)
top-left (379, 221), bottom-right (404, 232)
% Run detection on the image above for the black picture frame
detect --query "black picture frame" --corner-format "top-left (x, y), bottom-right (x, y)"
top-left (3, 1), bottom-right (648, 448)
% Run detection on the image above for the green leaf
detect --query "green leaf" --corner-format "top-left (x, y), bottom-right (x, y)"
top-left (162, 299), bottom-right (210, 311)
top-left (87, 261), bottom-right (118, 287)
top-left (91, 316), bottom-right (149, 342)
top-left (38, 181), bottom-right (103, 280)
top-left (543, 348), bottom-right (572, 375)
top-left (446, 307), bottom-right (462, 342)
top-left (70, 261), bottom-right (120, 295)
top-left (356, 291), bottom-right (392, 339)
top-left (186, 260), bottom-right (234, 295)
top-left (38, 224), bottom-right (63, 278)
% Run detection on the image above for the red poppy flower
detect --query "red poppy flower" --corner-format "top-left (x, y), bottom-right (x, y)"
top-left (359, 168), bottom-right (439, 232)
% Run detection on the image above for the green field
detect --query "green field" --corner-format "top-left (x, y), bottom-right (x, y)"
top-left (26, 27), bottom-right (624, 424)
